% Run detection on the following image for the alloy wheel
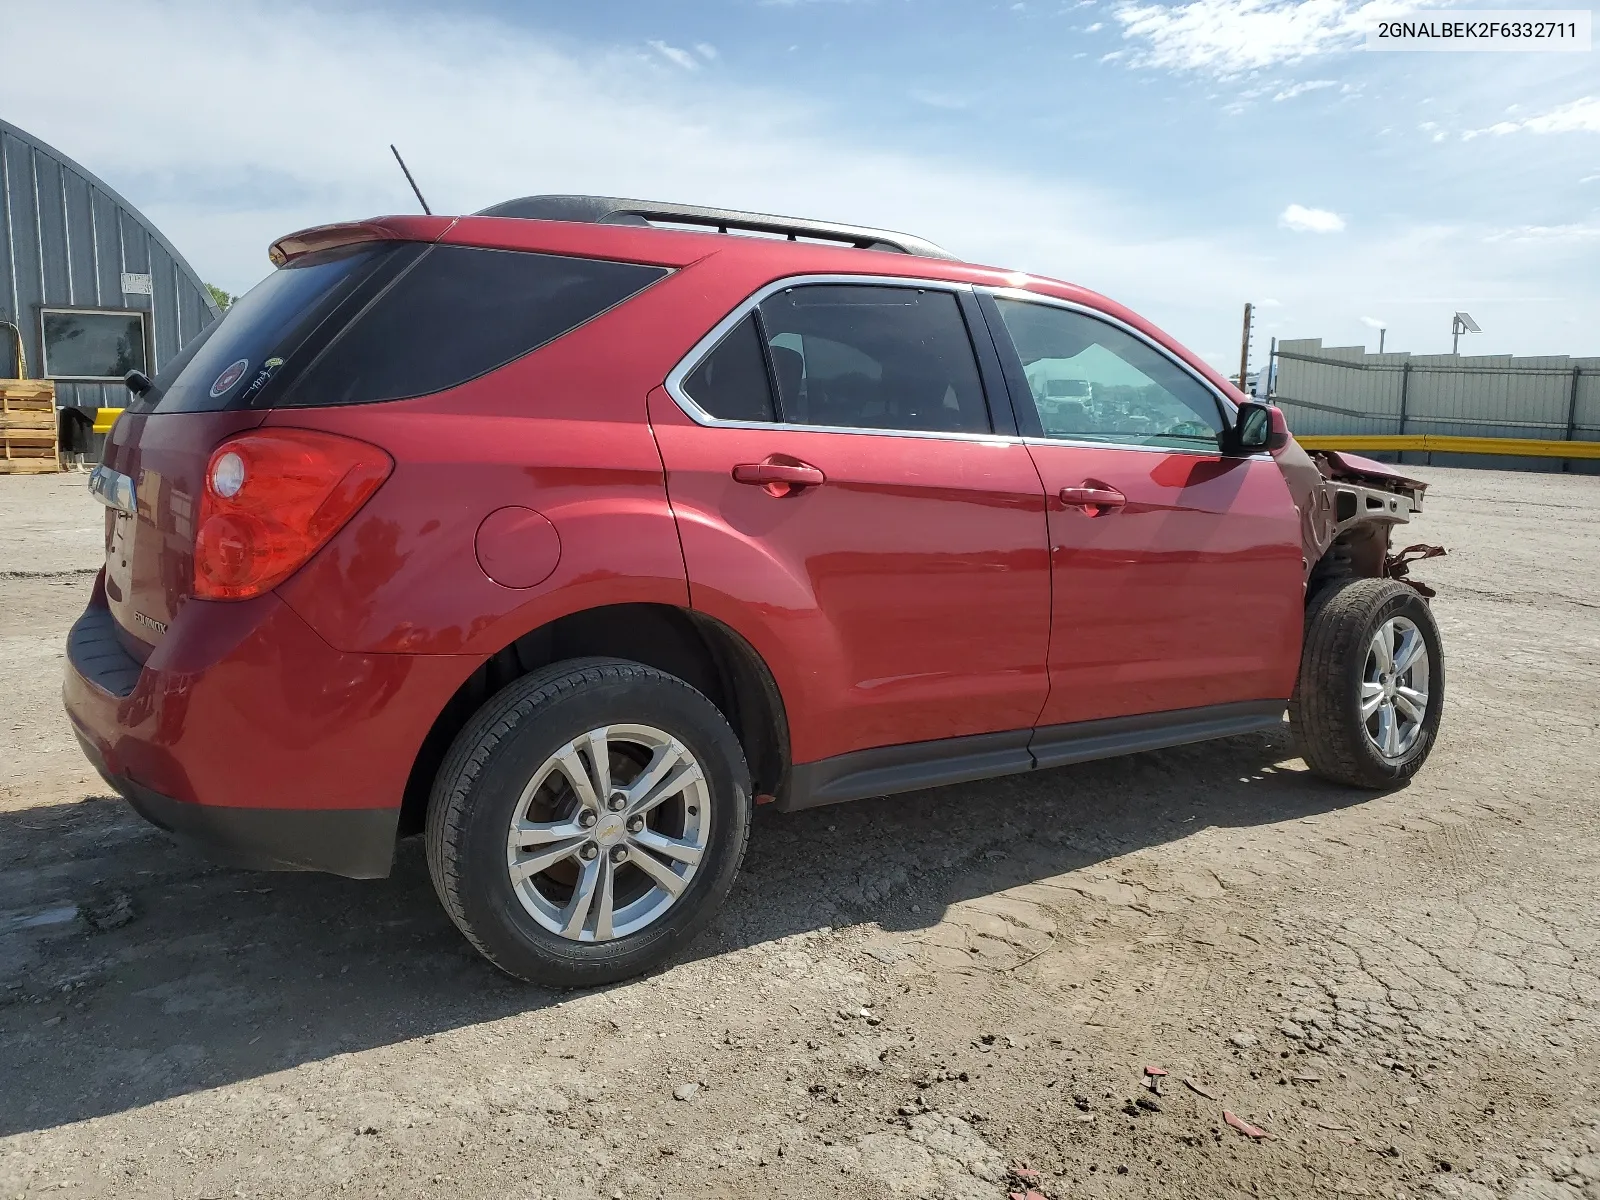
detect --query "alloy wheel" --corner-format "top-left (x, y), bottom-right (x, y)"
top-left (504, 724), bottom-right (709, 942)
top-left (1361, 615), bottom-right (1430, 760)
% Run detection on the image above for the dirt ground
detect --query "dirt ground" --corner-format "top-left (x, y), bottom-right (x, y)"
top-left (2, 463), bottom-right (1597, 1200)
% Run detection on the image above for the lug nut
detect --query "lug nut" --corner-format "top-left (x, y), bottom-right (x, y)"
top-left (580, 844), bottom-right (599, 861)
top-left (610, 846), bottom-right (629, 864)
top-left (578, 810), bottom-right (598, 829)
top-left (607, 792), bottom-right (627, 812)
top-left (627, 816), bottom-right (644, 834)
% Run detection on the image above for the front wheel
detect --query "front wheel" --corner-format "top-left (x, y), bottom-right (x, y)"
top-left (1291, 578), bottom-right (1444, 788)
top-left (425, 658), bottom-right (752, 986)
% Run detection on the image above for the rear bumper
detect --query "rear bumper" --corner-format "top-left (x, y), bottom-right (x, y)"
top-left (76, 730), bottom-right (399, 877)
top-left (63, 574), bottom-right (471, 879)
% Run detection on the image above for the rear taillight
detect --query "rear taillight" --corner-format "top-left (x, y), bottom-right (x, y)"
top-left (194, 429), bottom-right (392, 601)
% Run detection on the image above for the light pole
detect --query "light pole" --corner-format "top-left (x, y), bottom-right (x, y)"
top-left (1451, 311), bottom-right (1480, 356)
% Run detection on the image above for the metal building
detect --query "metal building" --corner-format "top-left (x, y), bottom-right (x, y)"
top-left (0, 117), bottom-right (219, 420)
top-left (1274, 338), bottom-right (1600, 474)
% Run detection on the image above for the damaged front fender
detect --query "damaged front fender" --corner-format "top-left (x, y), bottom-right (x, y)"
top-left (1270, 429), bottom-right (1443, 597)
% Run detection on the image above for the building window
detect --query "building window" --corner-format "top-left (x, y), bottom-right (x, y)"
top-left (40, 308), bottom-right (149, 381)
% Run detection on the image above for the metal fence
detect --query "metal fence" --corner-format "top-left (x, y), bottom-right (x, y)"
top-left (1273, 339), bottom-right (1600, 471)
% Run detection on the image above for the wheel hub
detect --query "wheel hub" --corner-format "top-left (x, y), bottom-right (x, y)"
top-left (593, 813), bottom-right (627, 847)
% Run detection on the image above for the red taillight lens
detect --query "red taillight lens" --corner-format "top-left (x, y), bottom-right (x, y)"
top-left (194, 429), bottom-right (392, 600)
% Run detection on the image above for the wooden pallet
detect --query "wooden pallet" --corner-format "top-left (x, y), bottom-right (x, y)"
top-left (0, 380), bottom-right (60, 474)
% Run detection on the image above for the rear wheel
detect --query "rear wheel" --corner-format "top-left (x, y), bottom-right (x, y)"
top-left (425, 658), bottom-right (751, 986)
top-left (1291, 579), bottom-right (1444, 788)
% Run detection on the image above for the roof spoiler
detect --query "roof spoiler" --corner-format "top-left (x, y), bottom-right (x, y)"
top-left (267, 216), bottom-right (455, 266)
top-left (474, 194), bottom-right (958, 261)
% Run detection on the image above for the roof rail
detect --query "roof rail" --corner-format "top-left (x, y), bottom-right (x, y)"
top-left (474, 194), bottom-right (958, 261)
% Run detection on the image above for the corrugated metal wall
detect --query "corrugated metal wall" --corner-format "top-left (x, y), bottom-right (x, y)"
top-left (0, 118), bottom-right (220, 410)
top-left (1275, 338), bottom-right (1600, 473)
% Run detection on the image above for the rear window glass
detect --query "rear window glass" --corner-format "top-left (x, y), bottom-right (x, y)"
top-left (276, 246), bottom-right (669, 407)
top-left (131, 243), bottom-right (409, 414)
top-left (133, 243), bottom-right (667, 413)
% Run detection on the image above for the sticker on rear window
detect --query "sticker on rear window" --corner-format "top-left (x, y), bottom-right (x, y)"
top-left (209, 359), bottom-right (249, 397)
top-left (236, 356), bottom-right (285, 404)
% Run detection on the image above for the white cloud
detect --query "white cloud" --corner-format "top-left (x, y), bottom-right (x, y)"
top-left (1360, 315), bottom-right (1385, 328)
top-left (1272, 78), bottom-right (1336, 101)
top-left (1279, 203), bottom-right (1346, 233)
top-left (1085, 21), bottom-right (1105, 32)
top-left (694, 42), bottom-right (718, 61)
top-left (1110, 0), bottom-right (1407, 77)
top-left (647, 39), bottom-right (699, 70)
top-left (1465, 96), bottom-right (1600, 139)
top-left (1483, 222), bottom-right (1600, 244)
top-left (909, 88), bottom-right (969, 110)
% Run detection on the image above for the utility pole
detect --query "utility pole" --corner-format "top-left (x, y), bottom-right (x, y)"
top-left (1237, 303), bottom-right (1253, 393)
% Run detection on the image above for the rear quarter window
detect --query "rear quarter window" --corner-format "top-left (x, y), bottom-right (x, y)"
top-left (277, 246), bottom-right (669, 407)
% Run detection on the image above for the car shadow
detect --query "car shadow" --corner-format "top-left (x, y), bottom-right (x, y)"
top-left (0, 726), bottom-right (1375, 1136)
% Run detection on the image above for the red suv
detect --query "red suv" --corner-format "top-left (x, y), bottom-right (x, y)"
top-left (64, 196), bottom-right (1443, 985)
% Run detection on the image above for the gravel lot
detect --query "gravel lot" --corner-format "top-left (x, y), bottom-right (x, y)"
top-left (2, 463), bottom-right (1597, 1200)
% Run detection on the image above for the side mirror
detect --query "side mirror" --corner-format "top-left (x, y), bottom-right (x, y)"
top-left (1225, 401), bottom-right (1288, 455)
top-left (124, 369), bottom-right (154, 398)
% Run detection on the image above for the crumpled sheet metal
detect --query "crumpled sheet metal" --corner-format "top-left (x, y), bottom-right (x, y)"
top-left (1385, 543), bottom-right (1448, 597)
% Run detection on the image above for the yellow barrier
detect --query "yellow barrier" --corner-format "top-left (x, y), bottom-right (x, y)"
top-left (1295, 433), bottom-right (1600, 460)
top-left (92, 407), bottom-right (123, 436)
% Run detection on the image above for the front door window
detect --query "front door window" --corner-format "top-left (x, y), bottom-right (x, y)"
top-left (992, 297), bottom-right (1224, 451)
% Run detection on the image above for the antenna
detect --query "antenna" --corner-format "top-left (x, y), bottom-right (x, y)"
top-left (389, 144), bottom-right (432, 215)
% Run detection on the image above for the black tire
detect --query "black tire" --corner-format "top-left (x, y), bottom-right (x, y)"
top-left (425, 657), bottom-right (752, 986)
top-left (1291, 578), bottom-right (1444, 788)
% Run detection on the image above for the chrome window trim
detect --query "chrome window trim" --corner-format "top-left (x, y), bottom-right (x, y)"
top-left (1018, 436), bottom-right (1259, 460)
top-left (661, 273), bottom-right (1022, 444)
top-left (981, 287), bottom-right (1241, 448)
top-left (661, 273), bottom-right (1261, 458)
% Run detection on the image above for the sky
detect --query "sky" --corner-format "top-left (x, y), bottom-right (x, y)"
top-left (3, 0), bottom-right (1597, 371)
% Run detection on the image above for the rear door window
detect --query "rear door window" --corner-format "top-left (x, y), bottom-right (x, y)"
top-left (681, 314), bottom-right (777, 423)
top-left (755, 285), bottom-right (991, 434)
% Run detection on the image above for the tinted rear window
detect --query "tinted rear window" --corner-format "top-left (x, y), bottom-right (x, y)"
top-left (278, 246), bottom-right (669, 407)
top-left (132, 243), bottom-right (410, 414)
top-left (135, 243), bottom-right (667, 413)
